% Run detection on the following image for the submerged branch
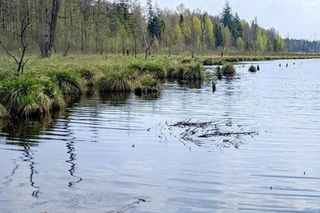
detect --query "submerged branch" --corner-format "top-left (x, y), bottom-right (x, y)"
top-left (164, 119), bottom-right (259, 149)
top-left (199, 131), bottom-right (258, 138)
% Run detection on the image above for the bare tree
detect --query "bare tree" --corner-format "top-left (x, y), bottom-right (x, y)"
top-left (0, 16), bottom-right (30, 75)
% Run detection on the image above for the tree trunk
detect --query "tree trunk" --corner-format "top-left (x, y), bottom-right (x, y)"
top-left (39, 0), bottom-right (61, 58)
top-left (134, 37), bottom-right (137, 58)
top-left (145, 38), bottom-right (154, 59)
top-left (63, 0), bottom-right (69, 56)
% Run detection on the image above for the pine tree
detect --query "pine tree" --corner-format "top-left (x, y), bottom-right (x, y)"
top-left (215, 24), bottom-right (223, 47)
top-left (118, 0), bottom-right (130, 24)
top-left (145, 0), bottom-right (162, 58)
top-left (221, 1), bottom-right (233, 30)
top-left (233, 13), bottom-right (243, 38)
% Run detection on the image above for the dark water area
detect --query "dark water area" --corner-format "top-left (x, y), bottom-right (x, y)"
top-left (0, 59), bottom-right (320, 213)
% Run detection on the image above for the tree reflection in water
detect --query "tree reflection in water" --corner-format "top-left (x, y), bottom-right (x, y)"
top-left (0, 112), bottom-right (84, 195)
top-left (0, 118), bottom-right (55, 198)
top-left (3, 159), bottom-right (19, 185)
top-left (23, 143), bottom-right (40, 198)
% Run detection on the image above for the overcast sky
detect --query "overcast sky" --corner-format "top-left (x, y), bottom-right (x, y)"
top-left (141, 0), bottom-right (319, 40)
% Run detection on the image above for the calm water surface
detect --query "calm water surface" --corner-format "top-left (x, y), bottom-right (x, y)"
top-left (1, 59), bottom-right (320, 213)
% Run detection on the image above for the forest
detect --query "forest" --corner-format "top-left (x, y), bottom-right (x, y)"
top-left (285, 39), bottom-right (320, 53)
top-left (0, 0), bottom-right (295, 58)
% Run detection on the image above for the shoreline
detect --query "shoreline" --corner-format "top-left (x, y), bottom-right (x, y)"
top-left (0, 54), bottom-right (317, 119)
top-left (197, 54), bottom-right (320, 65)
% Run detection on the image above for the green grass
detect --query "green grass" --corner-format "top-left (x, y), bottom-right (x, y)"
top-left (98, 70), bottom-right (132, 94)
top-left (0, 104), bottom-right (9, 118)
top-left (134, 74), bottom-right (161, 96)
top-left (0, 53), bottom-right (318, 118)
top-left (128, 60), bottom-right (167, 79)
top-left (50, 71), bottom-right (83, 97)
top-left (199, 54), bottom-right (320, 65)
top-left (168, 61), bottom-right (205, 80)
top-left (80, 68), bottom-right (94, 81)
top-left (203, 58), bottom-right (215, 66)
top-left (0, 77), bottom-right (62, 117)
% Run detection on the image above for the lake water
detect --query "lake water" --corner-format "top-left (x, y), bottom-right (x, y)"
top-left (1, 59), bottom-right (320, 213)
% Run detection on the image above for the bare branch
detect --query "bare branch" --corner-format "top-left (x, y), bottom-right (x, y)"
top-left (21, 23), bottom-right (31, 36)
top-left (0, 41), bottom-right (19, 64)
top-left (23, 58), bottom-right (29, 67)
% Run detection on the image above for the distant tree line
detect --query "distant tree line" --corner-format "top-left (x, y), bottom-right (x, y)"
top-left (0, 0), bottom-right (315, 58)
top-left (284, 39), bottom-right (320, 53)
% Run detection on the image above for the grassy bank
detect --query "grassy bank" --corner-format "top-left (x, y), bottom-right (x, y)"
top-left (0, 53), bottom-right (319, 119)
top-left (200, 54), bottom-right (320, 65)
top-left (0, 55), bottom-right (204, 118)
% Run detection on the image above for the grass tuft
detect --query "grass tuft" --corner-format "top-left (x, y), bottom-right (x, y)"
top-left (169, 62), bottom-right (205, 80)
top-left (0, 104), bottom-right (9, 118)
top-left (142, 62), bottom-right (167, 79)
top-left (50, 71), bottom-right (83, 97)
top-left (203, 58), bottom-right (215, 66)
top-left (0, 78), bottom-right (57, 117)
top-left (134, 74), bottom-right (160, 96)
top-left (98, 71), bottom-right (132, 94)
top-left (80, 68), bottom-right (94, 81)
top-left (221, 64), bottom-right (236, 77)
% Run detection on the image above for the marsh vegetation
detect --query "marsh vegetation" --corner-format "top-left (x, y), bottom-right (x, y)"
top-left (0, 55), bottom-right (206, 118)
